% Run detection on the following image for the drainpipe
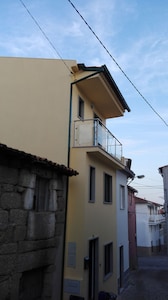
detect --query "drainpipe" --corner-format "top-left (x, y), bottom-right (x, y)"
top-left (61, 68), bottom-right (103, 299)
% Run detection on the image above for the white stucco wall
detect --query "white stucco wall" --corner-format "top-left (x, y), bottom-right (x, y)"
top-left (136, 203), bottom-right (163, 248)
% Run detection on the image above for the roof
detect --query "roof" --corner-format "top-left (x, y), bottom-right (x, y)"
top-left (77, 63), bottom-right (131, 113)
top-left (0, 144), bottom-right (78, 176)
top-left (135, 196), bottom-right (161, 207)
top-left (128, 186), bottom-right (138, 193)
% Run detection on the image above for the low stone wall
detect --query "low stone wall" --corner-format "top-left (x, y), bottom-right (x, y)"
top-left (0, 162), bottom-right (67, 300)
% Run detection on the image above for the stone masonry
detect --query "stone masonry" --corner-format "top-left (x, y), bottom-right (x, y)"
top-left (0, 144), bottom-right (78, 300)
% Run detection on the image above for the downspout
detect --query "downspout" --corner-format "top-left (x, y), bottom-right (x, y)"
top-left (61, 69), bottom-right (103, 299)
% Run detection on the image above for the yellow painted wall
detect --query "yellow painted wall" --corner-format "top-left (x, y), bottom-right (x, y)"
top-left (64, 74), bottom-right (119, 299)
top-left (0, 57), bottom-right (76, 165)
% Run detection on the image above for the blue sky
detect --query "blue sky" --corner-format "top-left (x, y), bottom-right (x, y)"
top-left (0, 0), bottom-right (168, 203)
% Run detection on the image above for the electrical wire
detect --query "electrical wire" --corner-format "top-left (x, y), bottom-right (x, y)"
top-left (68, 0), bottom-right (168, 127)
top-left (19, 0), bottom-right (73, 74)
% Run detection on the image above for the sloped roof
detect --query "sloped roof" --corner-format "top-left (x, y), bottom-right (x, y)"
top-left (77, 63), bottom-right (130, 113)
top-left (135, 196), bottom-right (161, 207)
top-left (0, 144), bottom-right (78, 176)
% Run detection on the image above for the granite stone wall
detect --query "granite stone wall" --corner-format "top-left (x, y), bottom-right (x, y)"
top-left (0, 162), bottom-right (67, 300)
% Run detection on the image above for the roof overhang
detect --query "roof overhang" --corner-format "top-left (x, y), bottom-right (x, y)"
top-left (72, 64), bottom-right (130, 119)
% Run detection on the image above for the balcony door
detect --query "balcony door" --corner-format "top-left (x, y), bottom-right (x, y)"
top-left (88, 238), bottom-right (99, 300)
top-left (94, 113), bottom-right (102, 147)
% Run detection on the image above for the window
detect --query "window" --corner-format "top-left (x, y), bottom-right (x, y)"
top-left (34, 176), bottom-right (50, 211)
top-left (120, 185), bottom-right (125, 209)
top-left (78, 96), bottom-right (84, 119)
top-left (89, 166), bottom-right (95, 202)
top-left (104, 242), bottom-right (113, 278)
top-left (104, 173), bottom-right (112, 203)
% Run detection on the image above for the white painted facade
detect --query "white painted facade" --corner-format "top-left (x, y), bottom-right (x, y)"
top-left (135, 198), bottom-right (165, 256)
top-left (159, 165), bottom-right (168, 254)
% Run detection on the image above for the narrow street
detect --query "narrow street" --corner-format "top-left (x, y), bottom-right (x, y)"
top-left (117, 256), bottom-right (168, 300)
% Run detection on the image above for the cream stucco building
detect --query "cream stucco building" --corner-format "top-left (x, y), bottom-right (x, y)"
top-left (0, 57), bottom-right (132, 299)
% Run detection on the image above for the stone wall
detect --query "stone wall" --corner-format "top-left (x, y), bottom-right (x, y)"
top-left (0, 161), bottom-right (67, 300)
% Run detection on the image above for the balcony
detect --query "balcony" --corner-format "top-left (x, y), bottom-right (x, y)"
top-left (74, 119), bottom-right (122, 161)
top-left (149, 215), bottom-right (165, 225)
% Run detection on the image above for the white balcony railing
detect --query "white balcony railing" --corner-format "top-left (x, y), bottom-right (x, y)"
top-left (149, 214), bottom-right (165, 225)
top-left (74, 119), bottom-right (122, 160)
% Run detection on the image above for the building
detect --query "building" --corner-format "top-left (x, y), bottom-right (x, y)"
top-left (159, 165), bottom-right (168, 254)
top-left (0, 57), bottom-right (132, 299)
top-left (135, 196), bottom-right (165, 256)
top-left (128, 186), bottom-right (138, 270)
top-left (63, 63), bottom-right (132, 298)
top-left (116, 165), bottom-right (135, 292)
top-left (0, 143), bottom-right (77, 300)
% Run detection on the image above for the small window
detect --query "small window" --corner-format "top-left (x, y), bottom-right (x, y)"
top-left (120, 185), bottom-right (125, 210)
top-left (34, 176), bottom-right (50, 211)
top-left (104, 242), bottom-right (113, 278)
top-left (104, 173), bottom-right (112, 203)
top-left (78, 97), bottom-right (84, 119)
top-left (89, 166), bottom-right (95, 202)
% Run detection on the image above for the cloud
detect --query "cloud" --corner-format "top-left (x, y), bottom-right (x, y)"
top-left (0, 34), bottom-right (56, 58)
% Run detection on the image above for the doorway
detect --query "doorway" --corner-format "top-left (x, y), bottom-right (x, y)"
top-left (119, 246), bottom-right (124, 288)
top-left (88, 238), bottom-right (99, 300)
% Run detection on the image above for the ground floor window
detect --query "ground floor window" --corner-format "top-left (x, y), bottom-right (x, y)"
top-left (104, 242), bottom-right (113, 278)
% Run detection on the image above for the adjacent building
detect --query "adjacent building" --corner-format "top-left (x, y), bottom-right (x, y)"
top-left (0, 57), bottom-right (132, 299)
top-left (0, 143), bottom-right (77, 300)
top-left (135, 196), bottom-right (165, 256)
top-left (128, 186), bottom-right (138, 270)
top-left (159, 165), bottom-right (168, 254)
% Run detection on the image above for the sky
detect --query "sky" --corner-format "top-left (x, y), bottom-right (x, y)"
top-left (0, 0), bottom-right (168, 204)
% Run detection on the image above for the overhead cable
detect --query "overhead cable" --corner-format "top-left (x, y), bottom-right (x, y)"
top-left (68, 0), bottom-right (168, 127)
top-left (19, 0), bottom-right (73, 74)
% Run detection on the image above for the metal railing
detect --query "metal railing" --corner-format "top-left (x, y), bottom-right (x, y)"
top-left (149, 215), bottom-right (165, 225)
top-left (74, 119), bottom-right (122, 160)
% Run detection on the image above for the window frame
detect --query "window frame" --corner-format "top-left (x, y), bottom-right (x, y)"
top-left (104, 242), bottom-right (113, 279)
top-left (78, 96), bottom-right (84, 120)
top-left (89, 166), bottom-right (96, 202)
top-left (104, 173), bottom-right (112, 203)
top-left (120, 185), bottom-right (125, 210)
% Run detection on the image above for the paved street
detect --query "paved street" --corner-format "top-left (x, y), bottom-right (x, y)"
top-left (117, 256), bottom-right (168, 300)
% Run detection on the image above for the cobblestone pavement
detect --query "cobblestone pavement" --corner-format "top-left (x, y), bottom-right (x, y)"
top-left (117, 256), bottom-right (168, 300)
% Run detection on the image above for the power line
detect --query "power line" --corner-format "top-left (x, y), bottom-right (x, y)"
top-left (19, 0), bottom-right (73, 74)
top-left (68, 0), bottom-right (168, 127)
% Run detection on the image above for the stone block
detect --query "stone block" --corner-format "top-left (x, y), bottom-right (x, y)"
top-left (0, 183), bottom-right (14, 193)
top-left (56, 211), bottom-right (65, 223)
top-left (23, 188), bottom-right (34, 210)
top-left (0, 166), bottom-right (18, 185)
top-left (18, 170), bottom-right (36, 188)
top-left (0, 277), bottom-right (9, 300)
top-left (14, 225), bottom-right (26, 242)
top-left (17, 248), bottom-right (56, 272)
top-left (0, 224), bottom-right (14, 244)
top-left (55, 223), bottom-right (64, 237)
top-left (48, 189), bottom-right (57, 212)
top-left (0, 192), bottom-right (22, 210)
top-left (18, 238), bottom-right (57, 253)
top-left (0, 254), bottom-right (16, 275)
top-left (9, 209), bottom-right (27, 225)
top-left (0, 243), bottom-right (17, 254)
top-left (27, 212), bottom-right (55, 240)
top-left (0, 210), bottom-right (8, 223)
